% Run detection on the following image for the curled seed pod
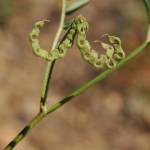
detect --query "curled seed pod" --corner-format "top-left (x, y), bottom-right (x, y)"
top-left (29, 19), bottom-right (76, 61)
top-left (29, 15), bottom-right (125, 70)
top-left (75, 15), bottom-right (125, 69)
top-left (29, 20), bottom-right (53, 61)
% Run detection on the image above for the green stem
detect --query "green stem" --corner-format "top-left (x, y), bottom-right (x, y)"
top-left (144, 0), bottom-right (150, 23)
top-left (40, 0), bottom-right (66, 112)
top-left (3, 112), bottom-right (45, 150)
top-left (3, 1), bottom-right (150, 150)
top-left (46, 41), bottom-right (150, 114)
top-left (3, 38), bottom-right (150, 150)
top-left (146, 25), bottom-right (150, 42)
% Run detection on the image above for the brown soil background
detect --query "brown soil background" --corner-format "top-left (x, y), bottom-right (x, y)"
top-left (0, 0), bottom-right (150, 150)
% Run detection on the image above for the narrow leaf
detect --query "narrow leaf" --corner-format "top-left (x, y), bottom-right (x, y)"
top-left (66, 0), bottom-right (89, 15)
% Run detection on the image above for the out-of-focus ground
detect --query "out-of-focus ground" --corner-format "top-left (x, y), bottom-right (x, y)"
top-left (0, 0), bottom-right (150, 150)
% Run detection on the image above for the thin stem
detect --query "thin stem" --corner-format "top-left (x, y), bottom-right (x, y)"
top-left (46, 41), bottom-right (150, 115)
top-left (40, 0), bottom-right (66, 112)
top-left (3, 39), bottom-right (150, 150)
top-left (3, 1), bottom-right (150, 150)
top-left (144, 0), bottom-right (150, 23)
top-left (3, 113), bottom-right (45, 150)
top-left (146, 25), bottom-right (150, 42)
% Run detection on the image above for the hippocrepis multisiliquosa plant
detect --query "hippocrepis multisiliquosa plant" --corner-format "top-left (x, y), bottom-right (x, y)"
top-left (29, 16), bottom-right (125, 68)
top-left (3, 0), bottom-right (150, 150)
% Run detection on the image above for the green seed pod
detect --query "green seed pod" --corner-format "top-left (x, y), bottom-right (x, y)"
top-left (29, 15), bottom-right (125, 70)
top-left (29, 20), bottom-right (52, 61)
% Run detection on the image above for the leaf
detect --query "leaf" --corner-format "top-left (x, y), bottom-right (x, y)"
top-left (66, 0), bottom-right (89, 15)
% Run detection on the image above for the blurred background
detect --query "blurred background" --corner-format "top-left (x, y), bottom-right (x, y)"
top-left (0, 0), bottom-right (150, 150)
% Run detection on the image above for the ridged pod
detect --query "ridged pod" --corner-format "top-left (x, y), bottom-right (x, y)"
top-left (29, 15), bottom-right (125, 69)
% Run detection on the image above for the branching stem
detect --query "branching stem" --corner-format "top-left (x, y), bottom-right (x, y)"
top-left (40, 0), bottom-right (66, 112)
top-left (144, 0), bottom-right (150, 23)
top-left (2, 0), bottom-right (150, 150)
top-left (3, 38), bottom-right (150, 150)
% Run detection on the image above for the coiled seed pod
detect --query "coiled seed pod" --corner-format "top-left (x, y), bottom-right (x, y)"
top-left (29, 15), bottom-right (125, 70)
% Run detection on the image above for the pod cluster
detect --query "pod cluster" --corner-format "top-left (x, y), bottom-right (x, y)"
top-left (29, 15), bottom-right (125, 69)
